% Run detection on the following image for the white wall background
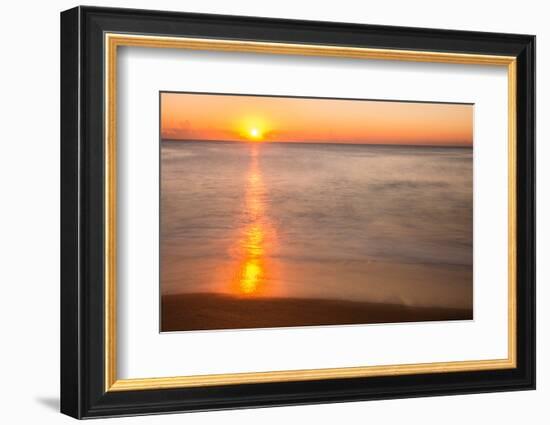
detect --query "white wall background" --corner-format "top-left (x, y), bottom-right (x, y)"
top-left (0, 0), bottom-right (545, 423)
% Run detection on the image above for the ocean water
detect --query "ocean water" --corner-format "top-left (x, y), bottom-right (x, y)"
top-left (160, 141), bottom-right (473, 309)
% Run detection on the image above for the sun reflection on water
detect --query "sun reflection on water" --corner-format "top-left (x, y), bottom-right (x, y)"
top-left (232, 146), bottom-right (276, 296)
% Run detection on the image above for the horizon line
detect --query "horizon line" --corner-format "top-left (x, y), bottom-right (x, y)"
top-left (161, 138), bottom-right (473, 148)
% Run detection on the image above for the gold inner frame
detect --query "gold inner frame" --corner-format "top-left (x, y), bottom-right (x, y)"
top-left (104, 33), bottom-right (517, 392)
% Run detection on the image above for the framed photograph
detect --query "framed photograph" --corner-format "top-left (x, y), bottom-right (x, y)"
top-left (60, 6), bottom-right (535, 419)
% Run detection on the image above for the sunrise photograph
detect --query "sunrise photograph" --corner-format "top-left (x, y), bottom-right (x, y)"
top-left (159, 91), bottom-right (473, 332)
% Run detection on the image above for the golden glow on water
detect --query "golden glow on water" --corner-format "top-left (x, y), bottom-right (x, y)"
top-left (231, 147), bottom-right (276, 296)
top-left (238, 224), bottom-right (265, 294)
top-left (240, 259), bottom-right (262, 294)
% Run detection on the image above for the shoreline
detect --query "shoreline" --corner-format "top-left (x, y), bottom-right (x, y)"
top-left (161, 292), bottom-right (472, 332)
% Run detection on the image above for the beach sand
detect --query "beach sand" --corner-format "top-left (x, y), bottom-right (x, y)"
top-left (161, 292), bottom-right (472, 332)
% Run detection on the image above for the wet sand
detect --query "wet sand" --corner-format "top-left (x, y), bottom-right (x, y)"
top-left (161, 293), bottom-right (472, 332)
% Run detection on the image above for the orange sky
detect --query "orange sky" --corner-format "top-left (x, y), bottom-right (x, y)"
top-left (161, 92), bottom-right (473, 146)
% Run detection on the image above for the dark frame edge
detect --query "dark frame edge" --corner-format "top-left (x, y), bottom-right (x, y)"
top-left (516, 34), bottom-right (536, 391)
top-left (61, 6), bottom-right (83, 420)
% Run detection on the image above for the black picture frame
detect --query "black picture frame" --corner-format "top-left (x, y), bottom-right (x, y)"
top-left (61, 5), bottom-right (535, 419)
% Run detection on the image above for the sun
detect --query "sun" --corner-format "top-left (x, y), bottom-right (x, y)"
top-left (248, 127), bottom-right (263, 141)
top-left (237, 119), bottom-right (268, 142)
